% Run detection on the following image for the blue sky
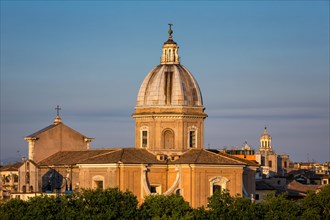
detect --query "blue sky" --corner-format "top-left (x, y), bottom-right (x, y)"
top-left (1, 1), bottom-right (329, 163)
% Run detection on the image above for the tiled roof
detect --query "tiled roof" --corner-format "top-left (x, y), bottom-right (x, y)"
top-left (26, 123), bottom-right (90, 139)
top-left (38, 148), bottom-right (258, 166)
top-left (38, 149), bottom-right (116, 166)
top-left (38, 148), bottom-right (165, 166)
top-left (0, 162), bottom-right (23, 171)
top-left (81, 148), bottom-right (164, 164)
top-left (287, 180), bottom-right (320, 194)
top-left (174, 149), bottom-right (246, 165)
top-left (256, 180), bottom-right (276, 190)
top-left (207, 149), bottom-right (259, 166)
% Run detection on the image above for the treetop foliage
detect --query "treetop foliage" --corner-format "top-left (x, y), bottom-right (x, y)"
top-left (0, 185), bottom-right (329, 220)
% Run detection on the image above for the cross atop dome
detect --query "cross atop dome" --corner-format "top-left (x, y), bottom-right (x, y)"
top-left (168, 23), bottom-right (173, 39)
top-left (53, 105), bottom-right (62, 125)
top-left (161, 24), bottom-right (180, 64)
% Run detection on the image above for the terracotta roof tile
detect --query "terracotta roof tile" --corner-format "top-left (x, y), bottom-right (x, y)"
top-left (38, 148), bottom-right (165, 166)
top-left (0, 162), bottom-right (23, 171)
top-left (287, 180), bottom-right (320, 194)
top-left (175, 149), bottom-right (246, 165)
top-left (207, 149), bottom-right (259, 166)
top-left (38, 149), bottom-right (115, 166)
top-left (38, 148), bottom-right (259, 166)
top-left (81, 148), bottom-right (163, 164)
top-left (26, 123), bottom-right (91, 139)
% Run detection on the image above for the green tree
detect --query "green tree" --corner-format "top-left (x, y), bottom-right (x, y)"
top-left (25, 195), bottom-right (58, 220)
top-left (207, 189), bottom-right (233, 219)
top-left (229, 196), bottom-right (260, 220)
top-left (139, 194), bottom-right (192, 219)
top-left (0, 199), bottom-right (27, 220)
top-left (301, 185), bottom-right (330, 220)
top-left (207, 190), bottom-right (258, 220)
top-left (61, 188), bottom-right (139, 220)
top-left (260, 192), bottom-right (302, 220)
top-left (317, 184), bottom-right (330, 219)
top-left (190, 207), bottom-right (210, 220)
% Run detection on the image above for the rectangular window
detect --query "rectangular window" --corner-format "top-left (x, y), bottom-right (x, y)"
top-left (212, 185), bottom-right (221, 194)
top-left (269, 161), bottom-right (272, 168)
top-left (13, 175), bottom-right (18, 183)
top-left (142, 131), bottom-right (148, 148)
top-left (95, 181), bottom-right (103, 190)
top-left (189, 131), bottom-right (196, 148)
top-left (150, 185), bottom-right (161, 194)
top-left (255, 194), bottom-right (260, 200)
top-left (284, 161), bottom-right (287, 168)
top-left (150, 186), bottom-right (156, 193)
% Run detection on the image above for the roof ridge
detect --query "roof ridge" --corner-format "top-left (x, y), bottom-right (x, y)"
top-left (119, 148), bottom-right (125, 161)
top-left (206, 149), bottom-right (247, 165)
top-left (26, 124), bottom-right (57, 137)
top-left (88, 149), bottom-right (122, 160)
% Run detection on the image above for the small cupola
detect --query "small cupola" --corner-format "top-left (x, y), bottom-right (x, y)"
top-left (260, 127), bottom-right (272, 149)
top-left (160, 24), bottom-right (180, 64)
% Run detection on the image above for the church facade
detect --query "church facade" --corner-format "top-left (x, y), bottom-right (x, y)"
top-left (11, 26), bottom-right (257, 207)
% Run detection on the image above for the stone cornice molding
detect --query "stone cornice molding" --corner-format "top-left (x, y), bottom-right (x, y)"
top-left (132, 114), bottom-right (207, 119)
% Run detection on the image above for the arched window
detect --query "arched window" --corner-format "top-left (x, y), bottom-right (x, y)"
top-left (140, 126), bottom-right (149, 148)
top-left (188, 126), bottom-right (197, 148)
top-left (163, 129), bottom-right (174, 149)
top-left (209, 176), bottom-right (229, 196)
top-left (164, 49), bottom-right (167, 62)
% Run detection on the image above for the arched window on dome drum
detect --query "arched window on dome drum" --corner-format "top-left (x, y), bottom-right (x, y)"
top-left (142, 131), bottom-right (148, 148)
top-left (164, 129), bottom-right (174, 149)
top-left (188, 126), bottom-right (197, 148)
top-left (140, 127), bottom-right (149, 148)
top-left (189, 131), bottom-right (196, 148)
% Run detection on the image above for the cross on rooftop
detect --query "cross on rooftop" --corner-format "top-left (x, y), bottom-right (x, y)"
top-left (168, 23), bottom-right (173, 37)
top-left (55, 105), bottom-right (61, 116)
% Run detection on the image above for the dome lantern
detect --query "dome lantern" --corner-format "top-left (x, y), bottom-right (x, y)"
top-left (161, 24), bottom-right (180, 64)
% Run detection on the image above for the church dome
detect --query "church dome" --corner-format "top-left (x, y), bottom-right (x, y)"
top-left (136, 64), bottom-right (203, 107)
top-left (136, 25), bottom-right (203, 108)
